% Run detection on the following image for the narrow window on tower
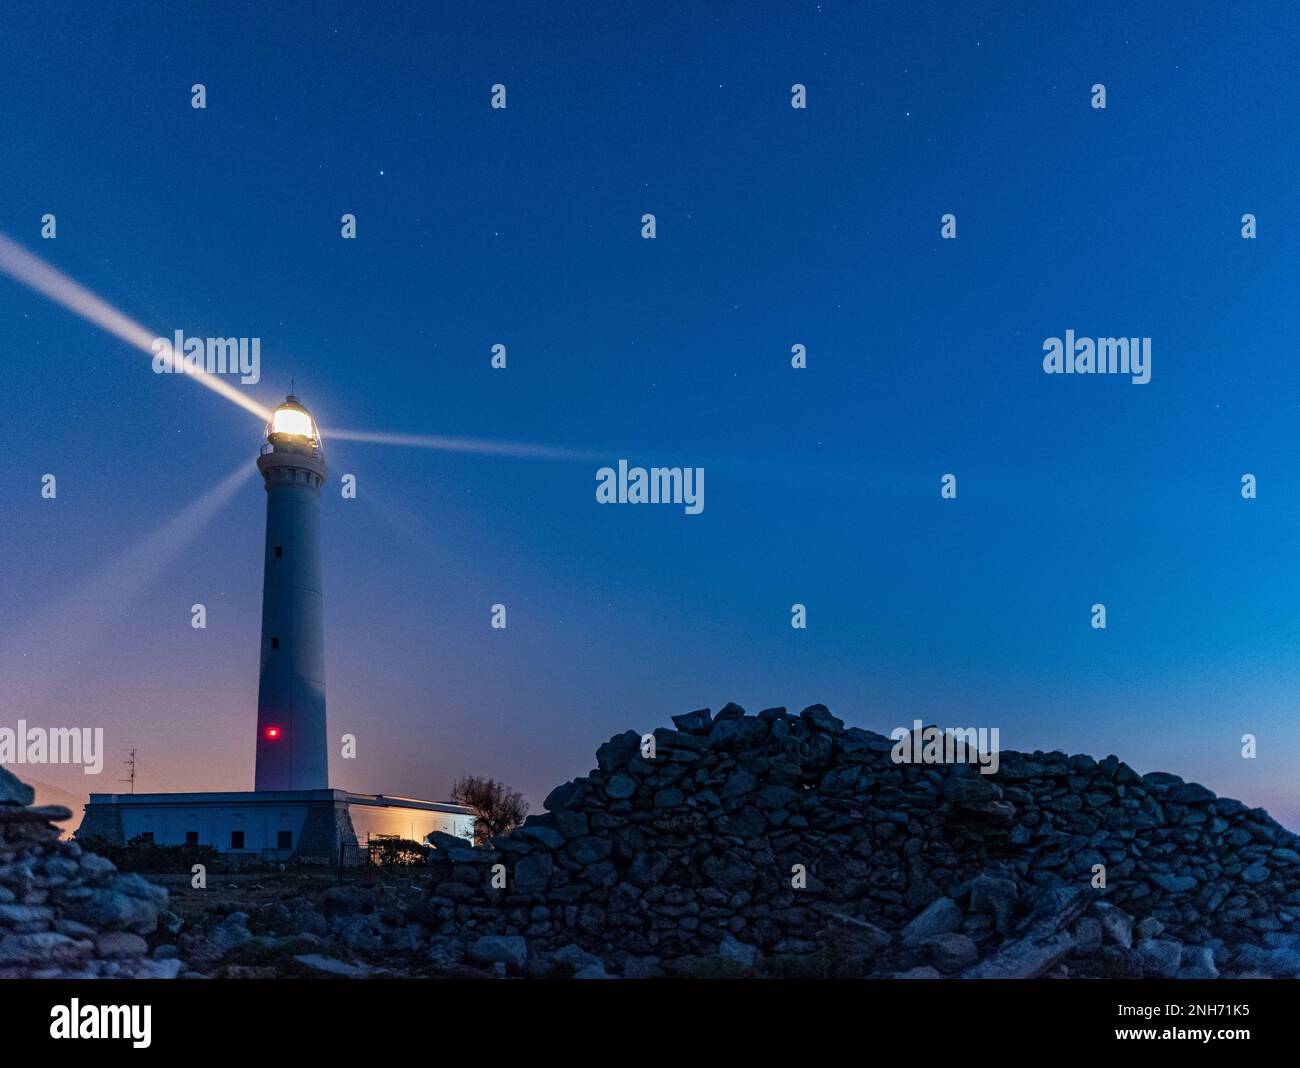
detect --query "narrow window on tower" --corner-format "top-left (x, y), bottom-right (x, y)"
top-left (274, 546), bottom-right (282, 558)
top-left (271, 637), bottom-right (279, 650)
top-left (185, 831), bottom-right (198, 845)
top-left (277, 830), bottom-right (292, 850)
top-left (230, 830), bottom-right (245, 849)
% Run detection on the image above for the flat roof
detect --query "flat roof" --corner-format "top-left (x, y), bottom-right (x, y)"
top-left (85, 788), bottom-right (470, 815)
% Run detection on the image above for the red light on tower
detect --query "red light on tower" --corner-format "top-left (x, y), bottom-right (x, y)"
top-left (265, 726), bottom-right (281, 740)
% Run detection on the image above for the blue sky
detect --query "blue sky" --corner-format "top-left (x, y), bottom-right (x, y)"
top-left (2, 2), bottom-right (1299, 824)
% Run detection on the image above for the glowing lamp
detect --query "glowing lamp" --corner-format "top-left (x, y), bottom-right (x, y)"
top-left (265, 726), bottom-right (281, 740)
top-left (271, 404), bottom-right (314, 439)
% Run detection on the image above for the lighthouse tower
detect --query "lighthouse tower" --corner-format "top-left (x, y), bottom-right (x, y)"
top-left (78, 392), bottom-right (475, 857)
top-left (254, 395), bottom-right (329, 791)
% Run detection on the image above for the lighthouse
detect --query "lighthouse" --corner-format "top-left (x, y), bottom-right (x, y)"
top-left (253, 395), bottom-right (329, 791)
top-left (77, 393), bottom-right (474, 860)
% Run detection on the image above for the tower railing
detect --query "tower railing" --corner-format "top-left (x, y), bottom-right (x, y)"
top-left (259, 441), bottom-right (324, 460)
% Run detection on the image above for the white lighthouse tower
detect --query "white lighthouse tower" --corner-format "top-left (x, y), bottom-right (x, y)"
top-left (77, 393), bottom-right (475, 859)
top-left (254, 395), bottom-right (330, 791)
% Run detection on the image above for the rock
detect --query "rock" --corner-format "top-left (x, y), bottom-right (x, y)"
top-left (427, 831), bottom-right (468, 853)
top-left (114, 873), bottom-right (168, 907)
top-left (0, 932), bottom-right (90, 964)
top-left (322, 884), bottom-right (376, 915)
top-left (1094, 903), bottom-right (1134, 949)
top-left (1230, 945), bottom-right (1300, 978)
top-left (78, 854), bottom-right (116, 876)
top-left (94, 932), bottom-right (148, 958)
top-left (332, 915), bottom-right (382, 950)
top-left (573, 963), bottom-right (612, 979)
top-left (1135, 916), bottom-right (1164, 940)
top-left (1168, 782), bottom-right (1215, 803)
top-left (516, 825), bottom-right (564, 851)
top-left (901, 897), bottom-right (961, 947)
top-left (720, 769), bottom-right (758, 798)
top-left (1136, 938), bottom-right (1183, 978)
top-left (553, 810), bottom-right (588, 839)
top-left (799, 704), bottom-right (844, 732)
top-left (596, 731), bottom-right (642, 771)
top-left (605, 774), bottom-right (636, 800)
top-left (427, 938), bottom-right (467, 969)
top-left (60, 888), bottom-right (159, 934)
top-left (1242, 863), bottom-right (1271, 885)
top-left (538, 942), bottom-right (602, 975)
top-left (1071, 917), bottom-right (1103, 955)
top-left (514, 853), bottom-right (554, 894)
top-left (962, 931), bottom-right (1075, 980)
top-left (0, 767), bottom-right (36, 806)
top-left (943, 775), bottom-right (999, 804)
top-left (567, 837), bottom-right (612, 865)
top-left (1150, 873), bottom-right (1198, 893)
top-left (718, 933), bottom-right (760, 969)
top-left (927, 933), bottom-right (979, 972)
top-left (543, 780), bottom-right (579, 812)
top-left (621, 955), bottom-right (663, 979)
top-left (295, 954), bottom-right (373, 977)
top-left (0, 904), bottom-right (54, 926)
top-left (969, 875), bottom-right (1018, 933)
top-left (1178, 945), bottom-right (1219, 979)
top-left (467, 934), bottom-right (527, 972)
top-left (176, 934), bottom-right (222, 969)
top-left (135, 958), bottom-right (184, 979)
top-left (671, 708), bottom-right (713, 735)
top-left (209, 912), bottom-right (253, 953)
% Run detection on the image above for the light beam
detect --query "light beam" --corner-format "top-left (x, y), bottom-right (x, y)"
top-left (0, 232), bottom-right (271, 421)
top-left (324, 427), bottom-right (607, 464)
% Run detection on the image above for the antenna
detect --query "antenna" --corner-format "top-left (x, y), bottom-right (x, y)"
top-left (118, 748), bottom-right (137, 795)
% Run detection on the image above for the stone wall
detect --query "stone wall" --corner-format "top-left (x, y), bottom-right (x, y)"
top-left (422, 703), bottom-right (1300, 978)
top-left (0, 766), bottom-right (177, 978)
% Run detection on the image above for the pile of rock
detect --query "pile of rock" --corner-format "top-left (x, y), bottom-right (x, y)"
top-left (422, 703), bottom-right (1300, 978)
top-left (8, 702), bottom-right (1299, 980)
top-left (0, 766), bottom-right (177, 978)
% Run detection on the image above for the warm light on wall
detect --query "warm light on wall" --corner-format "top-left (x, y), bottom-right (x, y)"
top-left (264, 726), bottom-right (281, 740)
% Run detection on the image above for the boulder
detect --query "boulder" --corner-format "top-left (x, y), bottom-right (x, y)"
top-left (467, 934), bottom-right (528, 973)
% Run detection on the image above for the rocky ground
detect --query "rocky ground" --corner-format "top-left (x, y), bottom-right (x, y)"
top-left (5, 702), bottom-right (1300, 979)
top-left (0, 766), bottom-right (176, 978)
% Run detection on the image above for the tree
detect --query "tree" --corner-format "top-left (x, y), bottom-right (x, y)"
top-left (450, 776), bottom-right (528, 845)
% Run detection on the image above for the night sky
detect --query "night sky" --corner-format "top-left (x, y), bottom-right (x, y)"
top-left (2, 3), bottom-right (1299, 826)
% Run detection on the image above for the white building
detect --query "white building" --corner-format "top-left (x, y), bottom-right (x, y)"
top-left (77, 396), bottom-right (473, 860)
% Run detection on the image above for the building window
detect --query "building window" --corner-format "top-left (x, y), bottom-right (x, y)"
top-left (277, 830), bottom-right (292, 850)
top-left (271, 637), bottom-right (279, 650)
top-left (185, 831), bottom-right (198, 845)
top-left (231, 830), bottom-right (245, 849)
top-left (274, 546), bottom-right (283, 558)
